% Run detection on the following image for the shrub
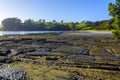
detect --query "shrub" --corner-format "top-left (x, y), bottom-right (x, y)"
top-left (112, 30), bottom-right (120, 39)
top-left (75, 23), bottom-right (88, 30)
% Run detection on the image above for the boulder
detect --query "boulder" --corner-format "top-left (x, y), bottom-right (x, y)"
top-left (0, 66), bottom-right (27, 80)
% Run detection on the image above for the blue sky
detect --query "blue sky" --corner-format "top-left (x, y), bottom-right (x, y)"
top-left (0, 0), bottom-right (115, 24)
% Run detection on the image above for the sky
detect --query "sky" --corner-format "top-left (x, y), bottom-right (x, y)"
top-left (0, 0), bottom-right (115, 24)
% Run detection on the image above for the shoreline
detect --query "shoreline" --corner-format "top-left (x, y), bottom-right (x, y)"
top-left (0, 34), bottom-right (119, 80)
top-left (61, 30), bottom-right (112, 37)
top-left (0, 30), bottom-right (112, 37)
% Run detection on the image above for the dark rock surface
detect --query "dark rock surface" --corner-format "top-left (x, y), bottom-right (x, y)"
top-left (0, 66), bottom-right (27, 80)
top-left (0, 36), bottom-right (120, 72)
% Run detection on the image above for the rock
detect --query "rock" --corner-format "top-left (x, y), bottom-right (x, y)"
top-left (110, 48), bottom-right (120, 56)
top-left (46, 56), bottom-right (59, 60)
top-left (0, 66), bottom-right (27, 80)
top-left (21, 38), bottom-right (33, 40)
top-left (89, 47), bottom-right (114, 56)
top-left (56, 47), bottom-right (89, 55)
top-left (27, 51), bottom-right (52, 56)
top-left (0, 58), bottom-right (13, 63)
top-left (66, 55), bottom-right (95, 62)
top-left (9, 49), bottom-right (18, 56)
top-left (81, 49), bottom-right (89, 55)
top-left (0, 49), bottom-right (11, 56)
top-left (35, 38), bottom-right (47, 42)
top-left (9, 47), bottom-right (36, 56)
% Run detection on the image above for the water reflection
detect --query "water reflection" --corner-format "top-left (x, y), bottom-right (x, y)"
top-left (0, 31), bottom-right (63, 36)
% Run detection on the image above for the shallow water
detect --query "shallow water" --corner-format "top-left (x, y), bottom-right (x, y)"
top-left (0, 31), bottom-right (112, 37)
top-left (0, 31), bottom-right (62, 36)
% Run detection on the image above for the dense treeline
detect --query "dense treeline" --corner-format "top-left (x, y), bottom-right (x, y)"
top-left (1, 17), bottom-right (114, 31)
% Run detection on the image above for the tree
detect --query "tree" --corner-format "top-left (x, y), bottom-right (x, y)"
top-left (61, 20), bottom-right (64, 23)
top-left (38, 19), bottom-right (42, 23)
top-left (109, 0), bottom-right (120, 39)
top-left (45, 22), bottom-right (55, 29)
top-left (23, 19), bottom-right (35, 30)
top-left (75, 23), bottom-right (88, 30)
top-left (43, 19), bottom-right (46, 23)
top-left (53, 20), bottom-right (56, 23)
top-left (2, 18), bottom-right (22, 31)
top-left (67, 23), bottom-right (74, 30)
top-left (24, 19), bottom-right (34, 27)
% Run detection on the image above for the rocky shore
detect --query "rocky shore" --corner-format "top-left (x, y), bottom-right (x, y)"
top-left (0, 35), bottom-right (120, 80)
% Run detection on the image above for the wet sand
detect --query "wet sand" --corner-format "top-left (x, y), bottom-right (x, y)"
top-left (60, 31), bottom-right (112, 37)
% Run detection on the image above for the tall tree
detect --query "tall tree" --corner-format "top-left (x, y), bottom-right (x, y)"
top-left (43, 19), bottom-right (46, 23)
top-left (109, 0), bottom-right (120, 39)
top-left (2, 18), bottom-right (22, 31)
top-left (61, 20), bottom-right (64, 23)
top-left (53, 20), bottom-right (56, 23)
top-left (109, 0), bottom-right (120, 29)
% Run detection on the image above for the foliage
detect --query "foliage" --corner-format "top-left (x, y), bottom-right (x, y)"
top-left (112, 30), bottom-right (120, 39)
top-left (1, 18), bottom-right (22, 31)
top-left (67, 23), bottom-right (74, 29)
top-left (0, 25), bottom-right (3, 30)
top-left (1, 17), bottom-right (114, 31)
top-left (82, 26), bottom-right (92, 30)
top-left (75, 23), bottom-right (88, 30)
top-left (109, 0), bottom-right (120, 39)
top-left (95, 20), bottom-right (114, 30)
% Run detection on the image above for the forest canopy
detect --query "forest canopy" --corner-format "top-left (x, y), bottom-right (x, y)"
top-left (1, 18), bottom-right (114, 31)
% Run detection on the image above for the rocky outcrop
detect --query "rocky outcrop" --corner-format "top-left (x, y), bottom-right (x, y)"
top-left (55, 47), bottom-right (89, 55)
top-left (27, 50), bottom-right (52, 56)
top-left (0, 66), bottom-right (27, 80)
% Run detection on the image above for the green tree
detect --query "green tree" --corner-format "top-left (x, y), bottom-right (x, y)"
top-left (75, 23), bottom-right (88, 30)
top-left (109, 0), bottom-right (120, 39)
top-left (67, 23), bottom-right (74, 29)
top-left (46, 22), bottom-right (55, 29)
top-left (53, 20), bottom-right (56, 23)
top-left (61, 20), bottom-right (64, 23)
top-left (2, 17), bottom-right (22, 31)
top-left (43, 19), bottom-right (46, 23)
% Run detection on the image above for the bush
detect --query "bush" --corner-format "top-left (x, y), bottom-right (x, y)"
top-left (75, 23), bottom-right (88, 30)
top-left (82, 26), bottom-right (92, 30)
top-left (112, 30), bottom-right (120, 39)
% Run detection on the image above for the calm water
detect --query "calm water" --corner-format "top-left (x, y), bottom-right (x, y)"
top-left (0, 31), bottom-right (112, 37)
top-left (0, 31), bottom-right (63, 36)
